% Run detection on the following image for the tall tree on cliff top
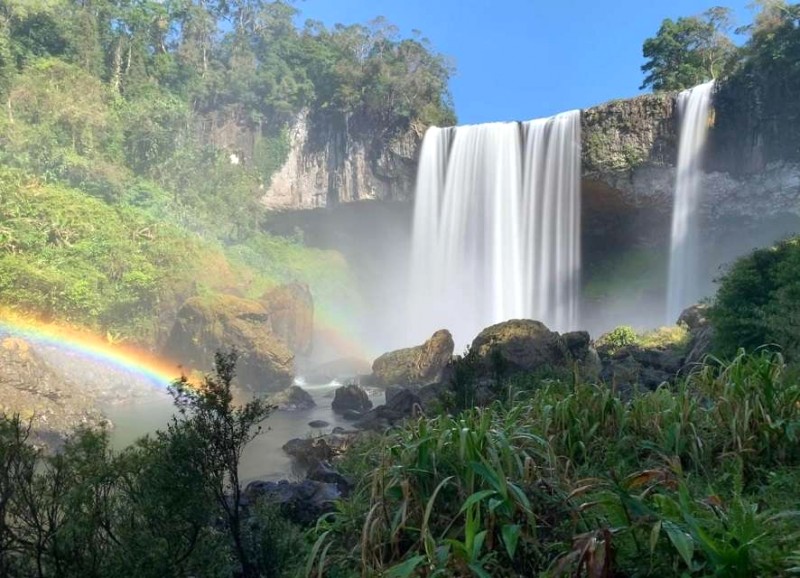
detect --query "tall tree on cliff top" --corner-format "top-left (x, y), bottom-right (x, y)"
top-left (641, 6), bottom-right (738, 91)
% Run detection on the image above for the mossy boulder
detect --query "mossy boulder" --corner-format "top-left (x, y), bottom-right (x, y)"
top-left (164, 294), bottom-right (294, 390)
top-left (466, 320), bottom-right (600, 381)
top-left (371, 329), bottom-right (455, 386)
top-left (471, 320), bottom-right (562, 374)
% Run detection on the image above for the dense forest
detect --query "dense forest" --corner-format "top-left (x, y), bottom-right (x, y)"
top-left (0, 0), bottom-right (455, 342)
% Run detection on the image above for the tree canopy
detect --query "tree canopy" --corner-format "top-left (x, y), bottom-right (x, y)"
top-left (640, 7), bottom-right (737, 91)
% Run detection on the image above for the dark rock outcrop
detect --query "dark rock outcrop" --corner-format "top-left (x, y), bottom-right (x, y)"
top-left (331, 383), bottom-right (372, 414)
top-left (164, 294), bottom-right (294, 390)
top-left (267, 385), bottom-right (316, 411)
top-left (371, 329), bottom-right (455, 386)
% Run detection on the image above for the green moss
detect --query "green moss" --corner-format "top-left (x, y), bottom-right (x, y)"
top-left (639, 324), bottom-right (690, 351)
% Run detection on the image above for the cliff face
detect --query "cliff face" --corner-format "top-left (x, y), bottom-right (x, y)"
top-left (262, 111), bottom-right (421, 210)
top-left (261, 87), bottom-right (800, 336)
top-left (580, 90), bottom-right (800, 258)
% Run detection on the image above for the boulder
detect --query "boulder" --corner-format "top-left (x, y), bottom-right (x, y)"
top-left (308, 420), bottom-right (330, 428)
top-left (385, 383), bottom-right (420, 405)
top-left (244, 479), bottom-right (339, 525)
top-left (282, 433), bottom-right (352, 466)
top-left (353, 388), bottom-right (423, 431)
top-left (267, 385), bottom-right (316, 411)
top-left (164, 294), bottom-right (294, 390)
top-left (306, 461), bottom-right (352, 494)
top-left (331, 383), bottom-right (372, 414)
top-left (677, 304), bottom-right (710, 331)
top-left (371, 329), bottom-right (455, 386)
top-left (262, 283), bottom-right (314, 356)
top-left (469, 320), bottom-right (596, 379)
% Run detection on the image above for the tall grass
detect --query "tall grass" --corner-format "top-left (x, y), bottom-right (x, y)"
top-left (308, 351), bottom-right (800, 577)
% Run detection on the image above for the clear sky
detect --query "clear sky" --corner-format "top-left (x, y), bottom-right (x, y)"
top-left (296, 0), bottom-right (753, 124)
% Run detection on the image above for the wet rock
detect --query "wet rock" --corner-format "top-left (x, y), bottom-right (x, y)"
top-left (308, 420), bottom-right (330, 429)
top-left (353, 388), bottom-right (423, 431)
top-left (267, 385), bottom-right (316, 411)
top-left (244, 479), bottom-right (340, 525)
top-left (306, 461), bottom-right (352, 495)
top-left (331, 383), bottom-right (372, 414)
top-left (164, 294), bottom-right (294, 390)
top-left (371, 329), bottom-right (455, 386)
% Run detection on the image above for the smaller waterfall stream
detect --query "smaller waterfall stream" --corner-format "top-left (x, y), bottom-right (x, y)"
top-left (666, 81), bottom-right (714, 323)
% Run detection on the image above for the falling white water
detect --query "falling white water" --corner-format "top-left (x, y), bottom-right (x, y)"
top-left (666, 81), bottom-right (714, 324)
top-left (408, 111), bottom-right (581, 346)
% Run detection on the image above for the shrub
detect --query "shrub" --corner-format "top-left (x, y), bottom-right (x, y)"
top-left (308, 352), bottom-right (800, 577)
top-left (710, 237), bottom-right (800, 360)
top-left (596, 325), bottom-right (639, 352)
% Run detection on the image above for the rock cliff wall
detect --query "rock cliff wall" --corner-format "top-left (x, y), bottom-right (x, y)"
top-left (262, 112), bottom-right (421, 210)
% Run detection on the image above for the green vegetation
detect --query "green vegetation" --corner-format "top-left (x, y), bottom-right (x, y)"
top-left (641, 7), bottom-right (737, 91)
top-left (0, 350), bottom-right (305, 578)
top-left (596, 324), bottom-right (638, 352)
top-left (640, 2), bottom-right (800, 92)
top-left (0, 0), bottom-right (453, 343)
top-left (310, 351), bottom-right (800, 577)
top-left (0, 168), bottom-right (354, 343)
top-left (711, 236), bottom-right (800, 361)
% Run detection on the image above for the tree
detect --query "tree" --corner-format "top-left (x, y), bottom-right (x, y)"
top-left (641, 7), bottom-right (738, 91)
top-left (169, 348), bottom-right (275, 578)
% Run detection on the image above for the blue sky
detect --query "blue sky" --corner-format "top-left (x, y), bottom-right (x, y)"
top-left (297, 0), bottom-right (753, 124)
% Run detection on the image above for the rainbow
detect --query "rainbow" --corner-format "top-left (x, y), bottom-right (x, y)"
top-left (0, 309), bottom-right (185, 389)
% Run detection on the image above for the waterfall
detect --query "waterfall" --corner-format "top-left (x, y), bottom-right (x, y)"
top-left (408, 111), bottom-right (581, 346)
top-left (666, 81), bottom-right (714, 324)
